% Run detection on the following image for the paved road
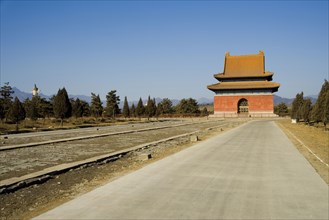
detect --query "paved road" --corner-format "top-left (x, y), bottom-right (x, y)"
top-left (34, 120), bottom-right (328, 219)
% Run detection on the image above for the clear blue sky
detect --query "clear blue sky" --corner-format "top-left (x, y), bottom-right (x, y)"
top-left (1, 0), bottom-right (328, 101)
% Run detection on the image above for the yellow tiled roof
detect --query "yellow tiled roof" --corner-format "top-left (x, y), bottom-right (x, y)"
top-left (219, 51), bottom-right (271, 78)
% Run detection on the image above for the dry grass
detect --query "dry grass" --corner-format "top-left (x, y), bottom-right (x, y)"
top-left (276, 119), bottom-right (329, 184)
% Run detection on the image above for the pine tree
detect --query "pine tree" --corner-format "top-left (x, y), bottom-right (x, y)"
top-left (156, 102), bottom-right (163, 116)
top-left (145, 96), bottom-right (156, 120)
top-left (155, 103), bottom-right (161, 119)
top-left (90, 93), bottom-right (103, 119)
top-left (105, 90), bottom-right (120, 118)
top-left (39, 98), bottom-right (53, 119)
top-left (158, 98), bottom-right (173, 115)
top-left (311, 80), bottom-right (329, 123)
top-left (130, 103), bottom-right (136, 118)
top-left (201, 107), bottom-right (209, 116)
top-left (136, 98), bottom-right (145, 119)
top-left (0, 82), bottom-right (14, 122)
top-left (26, 95), bottom-right (42, 121)
top-left (274, 102), bottom-right (288, 117)
top-left (80, 100), bottom-right (90, 117)
top-left (291, 92), bottom-right (304, 121)
top-left (53, 87), bottom-right (72, 126)
top-left (122, 96), bottom-right (130, 118)
top-left (323, 91), bottom-right (329, 129)
top-left (0, 103), bottom-right (4, 123)
top-left (176, 98), bottom-right (200, 115)
top-left (8, 97), bottom-right (26, 131)
top-left (72, 98), bottom-right (84, 118)
top-left (300, 99), bottom-right (312, 123)
top-left (152, 98), bottom-right (157, 117)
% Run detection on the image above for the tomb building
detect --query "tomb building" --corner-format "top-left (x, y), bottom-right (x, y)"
top-left (207, 51), bottom-right (280, 117)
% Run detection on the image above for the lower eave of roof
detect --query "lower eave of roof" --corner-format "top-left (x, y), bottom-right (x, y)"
top-left (207, 82), bottom-right (280, 92)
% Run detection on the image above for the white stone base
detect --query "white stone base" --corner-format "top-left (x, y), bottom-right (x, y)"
top-left (210, 112), bottom-right (238, 118)
top-left (210, 111), bottom-right (278, 118)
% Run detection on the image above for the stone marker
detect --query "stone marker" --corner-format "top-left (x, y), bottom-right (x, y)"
top-left (190, 135), bottom-right (199, 142)
top-left (137, 153), bottom-right (152, 161)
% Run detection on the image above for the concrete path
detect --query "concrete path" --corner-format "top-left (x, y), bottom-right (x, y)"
top-left (34, 120), bottom-right (328, 219)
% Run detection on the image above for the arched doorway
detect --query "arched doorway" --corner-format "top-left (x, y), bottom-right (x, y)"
top-left (237, 98), bottom-right (249, 114)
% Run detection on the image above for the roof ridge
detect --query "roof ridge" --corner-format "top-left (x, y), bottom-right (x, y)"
top-left (225, 50), bottom-right (264, 58)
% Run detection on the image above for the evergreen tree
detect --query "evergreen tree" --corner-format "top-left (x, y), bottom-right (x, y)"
top-left (25, 95), bottom-right (45, 122)
top-left (176, 98), bottom-right (200, 115)
top-left (53, 87), bottom-right (72, 126)
top-left (122, 96), bottom-right (130, 118)
top-left (105, 90), bottom-right (120, 118)
top-left (274, 102), bottom-right (289, 117)
top-left (158, 98), bottom-right (173, 115)
top-left (136, 98), bottom-right (145, 118)
top-left (0, 82), bottom-right (14, 122)
top-left (300, 99), bottom-right (312, 123)
top-left (311, 80), bottom-right (329, 123)
top-left (23, 98), bottom-right (32, 117)
top-left (145, 96), bottom-right (156, 120)
top-left (80, 100), bottom-right (90, 117)
top-left (153, 98), bottom-right (157, 117)
top-left (24, 97), bottom-right (39, 121)
top-left (130, 103), bottom-right (136, 118)
top-left (0, 103), bottom-right (4, 123)
top-left (39, 98), bottom-right (53, 119)
top-left (90, 93), bottom-right (103, 119)
top-left (8, 97), bottom-right (26, 131)
top-left (26, 97), bottom-right (53, 121)
top-left (201, 107), bottom-right (209, 116)
top-left (291, 92), bottom-right (304, 121)
top-left (323, 91), bottom-right (329, 129)
top-left (155, 103), bottom-right (161, 119)
top-left (72, 98), bottom-right (84, 118)
top-left (156, 102), bottom-right (163, 117)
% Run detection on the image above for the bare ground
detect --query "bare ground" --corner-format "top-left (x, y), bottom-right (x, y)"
top-left (276, 119), bottom-right (329, 184)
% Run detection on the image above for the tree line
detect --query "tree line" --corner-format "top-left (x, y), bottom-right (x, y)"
top-left (0, 83), bottom-right (209, 130)
top-left (290, 80), bottom-right (329, 128)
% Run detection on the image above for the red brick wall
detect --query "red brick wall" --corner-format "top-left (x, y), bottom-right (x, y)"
top-left (214, 95), bottom-right (274, 113)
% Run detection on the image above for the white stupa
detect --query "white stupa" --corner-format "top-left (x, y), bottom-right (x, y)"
top-left (32, 84), bottom-right (40, 96)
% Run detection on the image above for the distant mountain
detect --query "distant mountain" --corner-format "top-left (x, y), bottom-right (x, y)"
top-left (197, 97), bottom-right (213, 105)
top-left (273, 95), bottom-right (294, 106)
top-left (273, 95), bottom-right (317, 106)
top-left (306, 95), bottom-right (318, 99)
